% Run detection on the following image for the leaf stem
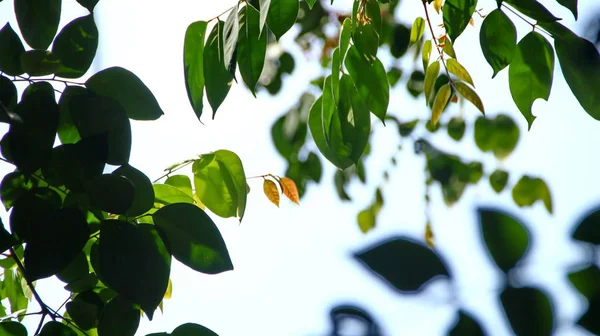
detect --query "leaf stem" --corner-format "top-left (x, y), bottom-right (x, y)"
top-left (207, 2), bottom-right (239, 22)
top-left (421, 0), bottom-right (453, 82)
top-left (153, 160), bottom-right (194, 183)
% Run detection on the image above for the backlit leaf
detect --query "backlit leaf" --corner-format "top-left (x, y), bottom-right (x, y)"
top-left (446, 59), bottom-right (474, 86)
top-left (52, 14), bottom-right (98, 78)
top-left (352, 0), bottom-right (381, 63)
top-left (442, 37), bottom-right (456, 58)
top-left (204, 22), bottom-right (234, 117)
top-left (454, 82), bottom-right (484, 114)
top-left (14, 0), bottom-right (61, 49)
top-left (76, 0), bottom-right (98, 12)
top-left (425, 222), bottom-right (435, 248)
top-left (10, 187), bottom-right (61, 241)
top-left (267, 0), bottom-right (299, 40)
top-left (433, 0), bottom-right (443, 13)
top-left (422, 39), bottom-right (432, 71)
top-left (0, 172), bottom-right (33, 211)
top-left (448, 310), bottom-right (485, 336)
top-left (237, 4), bottom-right (267, 95)
top-left (278, 177), bottom-right (299, 204)
top-left (57, 86), bottom-right (85, 144)
top-left (113, 164), bottom-right (154, 217)
top-left (153, 184), bottom-right (195, 205)
top-left (20, 50), bottom-right (60, 76)
top-left (489, 169), bottom-right (509, 193)
top-left (578, 297), bottom-right (600, 335)
top-left (508, 32), bottom-right (554, 128)
top-left (503, 0), bottom-right (560, 22)
top-left (183, 21), bottom-right (208, 120)
top-left (569, 264), bottom-right (600, 300)
top-left (0, 23), bottom-right (26, 76)
top-left (424, 61), bottom-right (440, 102)
top-left (442, 0), bottom-right (476, 42)
top-left (431, 84), bottom-right (451, 125)
top-left (263, 179), bottom-right (280, 207)
top-left (512, 175), bottom-right (553, 213)
top-left (480, 9), bottom-right (517, 77)
top-left (339, 18), bottom-right (352, 59)
top-left (409, 17), bottom-right (425, 47)
top-left (223, 4), bottom-right (240, 71)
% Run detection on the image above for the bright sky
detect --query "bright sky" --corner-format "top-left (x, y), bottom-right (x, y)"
top-left (2, 0), bottom-right (600, 335)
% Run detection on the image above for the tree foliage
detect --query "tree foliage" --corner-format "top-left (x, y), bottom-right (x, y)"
top-left (0, 0), bottom-right (598, 334)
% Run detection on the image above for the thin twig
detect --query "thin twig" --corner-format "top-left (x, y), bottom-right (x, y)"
top-left (421, 0), bottom-right (452, 81)
top-left (152, 160), bottom-right (194, 183)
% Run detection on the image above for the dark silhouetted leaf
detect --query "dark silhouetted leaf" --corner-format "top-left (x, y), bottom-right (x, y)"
top-left (76, 0), bottom-right (98, 12)
top-left (447, 117), bottom-right (465, 141)
top-left (443, 0), bottom-right (476, 42)
top-left (237, 4), bottom-right (267, 95)
top-left (14, 0), bottom-right (61, 49)
top-left (52, 15), bottom-right (98, 78)
top-left (64, 273), bottom-right (98, 293)
top-left (0, 321), bottom-right (27, 336)
top-left (154, 203), bottom-right (233, 274)
top-left (509, 31), bottom-right (554, 128)
top-left (183, 21), bottom-right (208, 121)
top-left (99, 220), bottom-right (170, 320)
top-left (448, 310), bottom-right (486, 336)
top-left (86, 174), bottom-right (134, 215)
top-left (0, 220), bottom-right (17, 254)
top-left (480, 9), bottom-right (516, 77)
top-left (572, 206), bottom-right (600, 244)
top-left (171, 323), bottom-right (218, 336)
top-left (504, 0), bottom-right (560, 22)
top-left (10, 187), bottom-right (61, 241)
top-left (568, 264), bottom-right (600, 300)
top-left (113, 164), bottom-right (154, 217)
top-left (98, 296), bottom-right (140, 336)
top-left (204, 21), bottom-right (234, 117)
top-left (512, 175), bottom-right (552, 213)
top-left (489, 169), bottom-right (509, 193)
top-left (57, 86), bottom-right (86, 144)
top-left (24, 208), bottom-right (90, 281)
top-left (0, 76), bottom-right (18, 122)
top-left (20, 50), bottom-right (60, 76)
top-left (66, 291), bottom-right (104, 330)
top-left (39, 321), bottom-right (77, 336)
top-left (354, 236), bottom-right (450, 293)
top-left (0, 171), bottom-right (33, 210)
top-left (578, 296), bottom-right (600, 335)
top-left (500, 286), bottom-right (554, 336)
top-left (0, 23), bottom-right (26, 75)
top-left (86, 67), bottom-right (164, 121)
top-left (478, 208), bottom-right (530, 274)
top-left (43, 141), bottom-right (106, 192)
top-left (56, 251), bottom-right (89, 284)
top-left (556, 0), bottom-right (577, 19)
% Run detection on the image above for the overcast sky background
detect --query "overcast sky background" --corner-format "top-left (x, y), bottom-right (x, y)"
top-left (2, 0), bottom-right (600, 335)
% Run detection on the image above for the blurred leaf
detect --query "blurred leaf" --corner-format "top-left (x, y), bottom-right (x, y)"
top-left (447, 59), bottom-right (474, 86)
top-left (478, 208), bottom-right (530, 274)
top-left (171, 323), bottom-right (218, 336)
top-left (473, 114), bottom-right (519, 159)
top-left (454, 82), bottom-right (484, 114)
top-left (500, 286), bottom-right (554, 336)
top-left (66, 291), bottom-right (104, 330)
top-left (578, 296), bottom-right (600, 335)
top-left (425, 222), bottom-right (435, 248)
top-left (354, 236), bottom-right (450, 293)
top-left (0, 322), bottom-right (27, 336)
top-left (431, 84), bottom-right (451, 125)
top-left (407, 70), bottom-right (425, 97)
top-left (113, 164), bottom-right (154, 217)
top-left (424, 61), bottom-right (440, 103)
top-left (509, 31), bottom-right (554, 128)
top-left (183, 21), bottom-right (208, 120)
top-left (448, 310), bottom-right (485, 336)
top-left (480, 9), bottom-right (516, 77)
top-left (86, 66), bottom-right (164, 121)
top-left (443, 0), bottom-right (476, 42)
top-left (99, 221), bottom-right (170, 320)
top-left (409, 17), bottom-right (425, 47)
top-left (568, 264), bottom-right (600, 300)
top-left (447, 117), bottom-right (465, 141)
top-left (387, 67), bottom-right (403, 87)
top-left (153, 203), bottom-right (233, 274)
top-left (489, 169), bottom-right (509, 193)
top-left (204, 22), bottom-right (234, 117)
top-left (238, 4), bottom-right (267, 95)
top-left (267, 0), bottom-right (298, 40)
top-left (277, 177), bottom-right (299, 204)
top-left (0, 24), bottom-right (25, 76)
top-left (86, 174), bottom-right (134, 215)
top-left (14, 0), bottom-right (61, 49)
top-left (572, 207), bottom-right (600, 244)
top-left (512, 175), bottom-right (552, 213)
top-left (97, 296), bottom-right (140, 336)
top-left (263, 179), bottom-right (280, 207)
top-left (52, 14), bottom-right (98, 78)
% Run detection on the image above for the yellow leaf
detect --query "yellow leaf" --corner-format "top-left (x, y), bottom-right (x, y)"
top-left (278, 177), bottom-right (299, 204)
top-left (422, 39), bottom-right (432, 71)
top-left (164, 278), bottom-right (172, 299)
top-left (357, 209), bottom-right (376, 234)
top-left (446, 59), bottom-right (474, 87)
top-left (424, 61), bottom-right (440, 103)
top-left (193, 194), bottom-right (206, 210)
top-left (425, 222), bottom-right (435, 248)
top-left (431, 84), bottom-right (451, 125)
top-left (433, 0), bottom-right (443, 13)
top-left (442, 37), bottom-right (456, 58)
top-left (410, 17), bottom-right (426, 47)
top-left (454, 82), bottom-right (485, 114)
top-left (263, 179), bottom-right (280, 207)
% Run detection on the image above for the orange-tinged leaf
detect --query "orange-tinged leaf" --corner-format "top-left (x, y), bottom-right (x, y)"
top-left (451, 94), bottom-right (458, 103)
top-left (433, 0), bottom-right (443, 13)
top-left (469, 17), bottom-right (475, 27)
top-left (432, 84), bottom-right (451, 125)
top-left (455, 82), bottom-right (485, 114)
top-left (263, 179), bottom-right (280, 207)
top-left (425, 222), bottom-right (435, 248)
top-left (279, 177), bottom-right (299, 204)
top-left (447, 59), bottom-right (474, 87)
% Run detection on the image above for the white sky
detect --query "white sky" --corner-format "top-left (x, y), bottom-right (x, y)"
top-left (2, 0), bottom-right (600, 335)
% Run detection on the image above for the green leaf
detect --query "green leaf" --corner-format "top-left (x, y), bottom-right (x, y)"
top-left (86, 67), bottom-right (164, 121)
top-left (171, 323), bottom-right (218, 336)
top-left (0, 172), bottom-right (33, 211)
top-left (473, 115), bottom-right (519, 159)
top-left (3, 268), bottom-right (28, 320)
top-left (192, 150), bottom-right (247, 220)
top-left (390, 24), bottom-right (410, 59)
top-left (509, 31), bottom-right (554, 128)
top-left (489, 169), bottom-right (509, 193)
top-left (409, 17), bottom-right (425, 47)
top-left (204, 22), bottom-right (234, 117)
top-left (56, 251), bottom-right (89, 283)
top-left (442, 0), bottom-right (476, 42)
top-left (569, 264), bottom-right (600, 300)
top-left (422, 39), bottom-right (432, 71)
top-left (64, 273), bottom-right (98, 293)
top-left (223, 4), bottom-right (240, 71)
top-left (237, 4), bottom-right (267, 95)
top-left (183, 21), bottom-right (208, 121)
top-left (387, 67), bottom-right (403, 87)
top-left (352, 0), bottom-right (381, 63)
top-left (113, 164), bottom-right (154, 217)
top-left (578, 297), bottom-right (600, 335)
top-left (86, 174), bottom-right (134, 215)
top-left (69, 93), bottom-right (131, 165)
top-left (480, 9), bottom-right (517, 78)
top-left (24, 208), bottom-right (89, 281)
top-left (500, 286), bottom-right (554, 336)
top-left (447, 117), bottom-right (465, 141)
top-left (66, 291), bottom-right (104, 330)
top-left (154, 203), bottom-right (233, 274)
top-left (52, 15), bottom-right (98, 78)
top-left (553, 27), bottom-right (600, 121)
top-left (442, 37), bottom-right (456, 58)
top-left (39, 321), bottom-right (77, 336)
top-left (354, 236), bottom-right (450, 293)
top-left (448, 310), bottom-right (485, 336)
top-left (454, 82), bottom-right (484, 114)
top-left (20, 50), bottom-right (60, 76)
top-left (478, 208), bottom-right (530, 273)
top-left (0, 24), bottom-right (26, 76)
top-left (267, 0), bottom-right (299, 40)
top-left (76, 0), bottom-right (98, 12)
top-left (153, 184), bottom-right (194, 205)
top-left (0, 76), bottom-right (18, 115)
top-left (339, 18), bottom-right (352, 59)
top-left (504, 0), bottom-right (560, 22)
top-left (305, 0), bottom-right (317, 9)
top-left (0, 322), bottom-right (27, 336)
top-left (344, 46), bottom-right (389, 122)
top-left (97, 296), bottom-right (140, 336)
top-left (572, 207), bottom-right (600, 245)
top-left (14, 0), bottom-right (61, 49)
top-left (556, 0), bottom-right (577, 19)
top-left (446, 59), bottom-right (474, 86)
top-left (56, 86), bottom-right (86, 144)
top-left (164, 175), bottom-right (193, 197)
top-left (10, 187), bottom-right (62, 241)
top-left (431, 84), bottom-right (451, 125)
top-left (424, 61), bottom-right (440, 102)
top-left (512, 175), bottom-right (552, 213)
top-left (99, 221), bottom-right (170, 320)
